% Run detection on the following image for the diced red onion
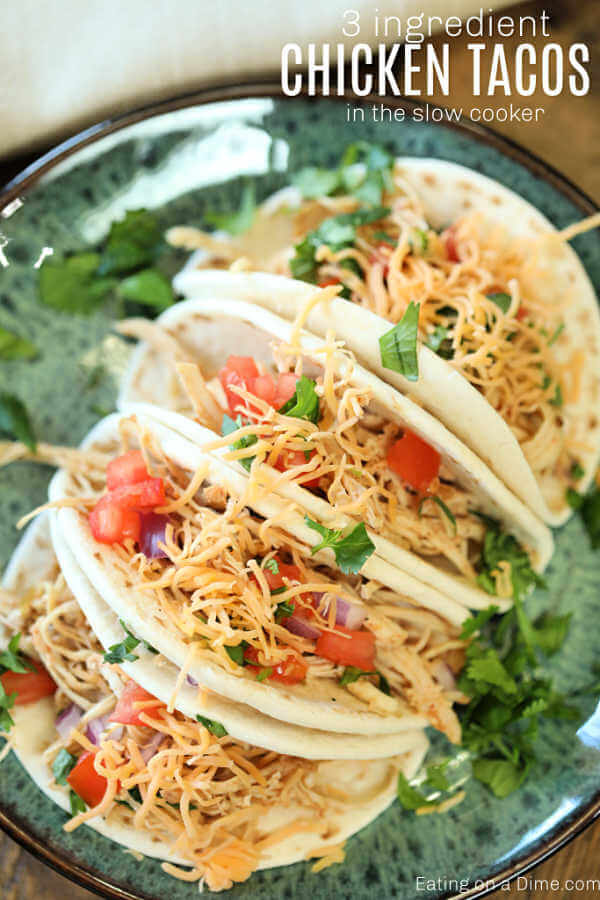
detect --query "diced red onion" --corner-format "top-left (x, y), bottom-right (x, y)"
top-left (432, 660), bottom-right (456, 691)
top-left (140, 731), bottom-right (164, 763)
top-left (140, 512), bottom-right (169, 559)
top-left (186, 674), bottom-right (198, 687)
top-left (312, 593), bottom-right (367, 630)
top-left (85, 712), bottom-right (111, 745)
top-left (55, 703), bottom-right (82, 739)
top-left (283, 614), bottom-right (321, 641)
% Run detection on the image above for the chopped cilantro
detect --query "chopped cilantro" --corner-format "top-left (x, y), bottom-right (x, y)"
top-left (571, 462), bottom-right (585, 481)
top-left (0, 633), bottom-right (34, 675)
top-left (98, 209), bottom-right (163, 276)
top-left (292, 142), bottom-right (394, 206)
top-left (205, 182), bottom-right (256, 236)
top-left (379, 302), bottom-right (420, 381)
top-left (425, 324), bottom-right (453, 360)
top-left (103, 621), bottom-right (141, 664)
top-left (292, 167), bottom-right (342, 199)
top-left (397, 773), bottom-right (437, 811)
top-left (372, 230), bottom-right (396, 246)
top-left (225, 643), bottom-right (248, 666)
top-left (38, 253), bottom-right (117, 314)
top-left (548, 322), bottom-right (565, 346)
top-left (255, 667), bottom-right (273, 682)
top-left (196, 715), bottom-right (228, 738)
top-left (476, 519), bottom-right (545, 607)
top-left (339, 666), bottom-right (390, 694)
top-left (487, 292), bottom-right (512, 314)
top-left (52, 749), bottom-right (77, 785)
top-left (418, 495), bottom-right (456, 534)
top-left (550, 384), bottom-right (563, 407)
top-left (0, 682), bottom-right (16, 733)
top-left (264, 558), bottom-right (279, 575)
top-left (274, 600), bottom-right (295, 622)
top-left (580, 484), bottom-right (600, 549)
top-left (460, 605), bottom-right (500, 640)
top-left (222, 414), bottom-right (257, 471)
top-left (305, 517), bottom-right (375, 574)
top-left (290, 206), bottom-right (390, 282)
top-left (566, 487), bottom-right (584, 510)
top-left (278, 376), bottom-right (320, 424)
top-left (0, 393), bottom-right (36, 451)
top-left (70, 790), bottom-right (86, 815)
top-left (409, 228), bottom-right (429, 254)
top-left (0, 326), bottom-right (37, 360)
top-left (117, 268), bottom-right (174, 310)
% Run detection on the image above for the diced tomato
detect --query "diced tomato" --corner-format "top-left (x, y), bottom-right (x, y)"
top-left (219, 356), bottom-right (260, 414)
top-left (1, 662), bottom-right (56, 705)
top-left (318, 277), bottom-right (341, 289)
top-left (66, 751), bottom-right (110, 808)
top-left (315, 626), bottom-right (375, 670)
top-left (386, 430), bottom-right (441, 493)
top-left (516, 306), bottom-right (528, 321)
top-left (106, 450), bottom-right (149, 490)
top-left (262, 558), bottom-right (302, 594)
top-left (244, 647), bottom-right (308, 684)
top-left (444, 227), bottom-right (460, 262)
top-left (89, 495), bottom-right (141, 545)
top-left (274, 448), bottom-right (320, 488)
top-left (109, 478), bottom-right (166, 510)
top-left (252, 373), bottom-right (277, 407)
top-left (274, 372), bottom-right (300, 409)
top-left (109, 680), bottom-right (164, 728)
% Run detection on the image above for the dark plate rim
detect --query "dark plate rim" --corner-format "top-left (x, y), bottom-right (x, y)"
top-left (1, 80), bottom-right (599, 900)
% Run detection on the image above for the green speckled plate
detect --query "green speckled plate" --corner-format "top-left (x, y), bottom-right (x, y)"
top-left (1, 85), bottom-right (600, 900)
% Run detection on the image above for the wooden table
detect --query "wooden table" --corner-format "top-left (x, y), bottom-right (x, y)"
top-left (1, 0), bottom-right (598, 896)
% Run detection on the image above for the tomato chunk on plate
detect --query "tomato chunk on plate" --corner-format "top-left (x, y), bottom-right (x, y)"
top-left (106, 450), bottom-right (149, 490)
top-left (386, 430), bottom-right (441, 493)
top-left (316, 626), bottom-right (375, 670)
top-left (109, 680), bottom-right (164, 727)
top-left (89, 495), bottom-right (141, 545)
top-left (66, 751), bottom-right (110, 808)
top-left (1, 662), bottom-right (56, 705)
top-left (274, 448), bottom-right (320, 488)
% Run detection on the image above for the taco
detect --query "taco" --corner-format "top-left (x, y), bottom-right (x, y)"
top-left (1, 517), bottom-right (427, 891)
top-left (118, 296), bottom-right (553, 614)
top-left (170, 156), bottom-right (600, 526)
top-left (48, 410), bottom-right (473, 743)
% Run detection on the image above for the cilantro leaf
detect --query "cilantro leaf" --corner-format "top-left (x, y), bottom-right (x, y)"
top-left (487, 292), bottom-right (512, 314)
top-left (0, 393), bottom-right (37, 451)
top-left (97, 209), bottom-right (163, 276)
top-left (426, 324), bottom-right (454, 360)
top-left (274, 600), bottom-right (295, 622)
top-left (52, 749), bottom-right (77, 785)
top-left (221, 414), bottom-right (257, 471)
top-left (305, 517), bottom-right (375, 574)
top-left (225, 643), bottom-right (248, 666)
top-left (117, 268), bottom-right (174, 311)
top-left (566, 487), bottom-right (584, 510)
top-left (38, 253), bottom-right (117, 314)
top-left (0, 326), bottom-right (37, 360)
top-left (476, 519), bottom-right (545, 606)
top-left (278, 376), bottom-right (320, 424)
top-left (460, 605), bottom-right (500, 640)
top-left (396, 772), bottom-right (436, 811)
top-left (379, 302), bottom-right (420, 381)
top-left (196, 715), bottom-right (228, 738)
top-left (472, 758), bottom-right (529, 798)
top-left (581, 485), bottom-right (600, 549)
top-left (548, 322), bottom-right (565, 346)
top-left (418, 495), bottom-right (456, 534)
top-left (255, 667), bottom-right (273, 682)
top-left (264, 558), bottom-right (279, 575)
top-left (0, 633), bottom-right (34, 675)
top-left (409, 228), bottom-right (429, 254)
top-left (70, 789), bottom-right (87, 815)
top-left (205, 182), bottom-right (256, 236)
top-left (0, 682), bottom-right (16, 733)
top-left (571, 461), bottom-right (585, 481)
top-left (550, 383), bottom-right (563, 407)
top-left (292, 167), bottom-right (342, 198)
top-left (290, 206), bottom-right (390, 282)
top-left (103, 621), bottom-right (141, 664)
top-left (339, 666), bottom-right (376, 686)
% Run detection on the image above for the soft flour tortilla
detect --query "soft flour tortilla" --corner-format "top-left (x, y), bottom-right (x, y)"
top-left (49, 514), bottom-right (427, 761)
top-left (171, 159), bottom-right (600, 527)
top-left (117, 295), bottom-right (553, 610)
top-left (1, 517), bottom-right (428, 874)
top-left (51, 412), bottom-right (459, 735)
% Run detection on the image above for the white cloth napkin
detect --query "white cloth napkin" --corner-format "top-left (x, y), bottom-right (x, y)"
top-left (1, 0), bottom-right (512, 159)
